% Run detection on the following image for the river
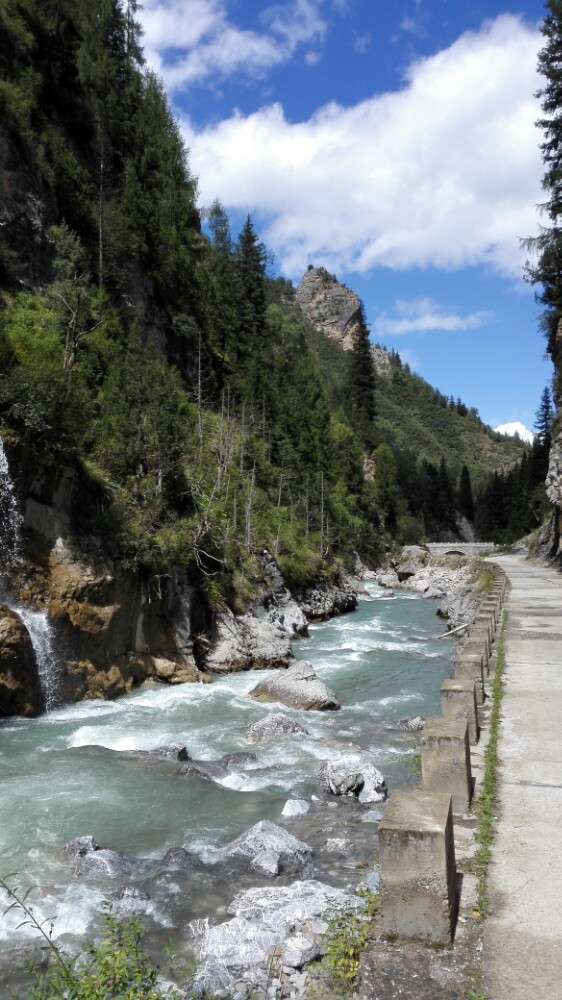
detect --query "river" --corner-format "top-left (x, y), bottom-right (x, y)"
top-left (0, 583), bottom-right (456, 988)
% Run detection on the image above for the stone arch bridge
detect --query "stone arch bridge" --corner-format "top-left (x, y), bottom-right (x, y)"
top-left (426, 542), bottom-right (497, 558)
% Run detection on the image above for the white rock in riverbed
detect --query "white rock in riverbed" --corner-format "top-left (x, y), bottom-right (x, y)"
top-left (191, 880), bottom-right (364, 997)
top-left (281, 799), bottom-right (311, 818)
top-left (249, 661), bottom-right (340, 711)
top-left (319, 753), bottom-right (387, 803)
top-left (221, 819), bottom-right (313, 876)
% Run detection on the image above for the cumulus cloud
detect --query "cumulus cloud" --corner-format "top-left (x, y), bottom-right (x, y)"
top-left (374, 297), bottom-right (492, 336)
top-left (140, 0), bottom-right (328, 89)
top-left (495, 421), bottom-right (534, 443)
top-left (181, 15), bottom-right (542, 278)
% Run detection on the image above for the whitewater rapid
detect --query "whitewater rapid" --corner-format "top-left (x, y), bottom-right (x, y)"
top-left (0, 583), bottom-right (456, 982)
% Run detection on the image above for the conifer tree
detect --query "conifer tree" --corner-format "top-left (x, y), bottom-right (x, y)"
top-left (233, 215), bottom-right (268, 401)
top-left (346, 302), bottom-right (377, 449)
top-left (525, 1), bottom-right (562, 360)
top-left (535, 385), bottom-right (554, 444)
top-left (458, 465), bottom-right (475, 521)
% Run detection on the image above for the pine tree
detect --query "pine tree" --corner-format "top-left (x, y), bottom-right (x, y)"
top-left (458, 465), bottom-right (475, 521)
top-left (346, 302), bottom-right (377, 449)
top-left (535, 385), bottom-right (554, 444)
top-left (525, 1), bottom-right (562, 360)
top-left (204, 200), bottom-right (237, 387)
top-left (233, 215), bottom-right (268, 401)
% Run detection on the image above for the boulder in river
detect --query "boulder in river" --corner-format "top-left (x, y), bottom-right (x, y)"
top-left (177, 751), bottom-right (258, 784)
top-left (65, 837), bottom-right (140, 879)
top-left (64, 836), bottom-right (200, 879)
top-left (291, 576), bottom-right (357, 620)
top-left (249, 661), bottom-right (340, 711)
top-left (111, 886), bottom-right (151, 917)
top-left (123, 744), bottom-right (190, 761)
top-left (385, 715), bottom-right (425, 732)
top-left (221, 819), bottom-right (313, 876)
top-left (281, 798), bottom-right (311, 818)
top-left (318, 754), bottom-right (388, 803)
top-left (244, 712), bottom-right (309, 743)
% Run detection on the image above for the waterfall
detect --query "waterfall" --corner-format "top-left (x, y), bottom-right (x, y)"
top-left (0, 438), bottom-right (63, 710)
top-left (0, 438), bottom-right (23, 571)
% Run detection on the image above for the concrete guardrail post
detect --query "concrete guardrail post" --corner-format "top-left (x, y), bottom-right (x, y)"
top-left (379, 790), bottom-right (457, 944)
top-left (454, 653), bottom-right (486, 703)
top-left (440, 678), bottom-right (479, 743)
top-left (421, 718), bottom-right (472, 813)
top-left (461, 640), bottom-right (490, 675)
top-left (466, 626), bottom-right (491, 657)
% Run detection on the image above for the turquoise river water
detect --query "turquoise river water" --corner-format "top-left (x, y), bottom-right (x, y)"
top-left (0, 583), bottom-right (456, 983)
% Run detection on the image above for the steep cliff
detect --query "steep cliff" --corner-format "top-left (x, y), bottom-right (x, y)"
top-left (295, 266), bottom-right (391, 375)
top-left (1, 442), bottom-right (211, 708)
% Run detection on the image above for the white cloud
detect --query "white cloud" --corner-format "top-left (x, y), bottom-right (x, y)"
top-left (400, 16), bottom-right (426, 37)
top-left (353, 32), bottom-right (371, 54)
top-left (374, 297), bottom-right (492, 336)
top-left (181, 15), bottom-right (543, 278)
top-left (140, 0), bottom-right (328, 89)
top-left (495, 421), bottom-right (534, 443)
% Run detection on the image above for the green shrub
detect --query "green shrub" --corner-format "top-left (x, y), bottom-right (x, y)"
top-left (310, 889), bottom-right (379, 994)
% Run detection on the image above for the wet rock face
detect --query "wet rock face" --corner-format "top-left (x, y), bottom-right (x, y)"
top-left (0, 604), bottom-right (43, 716)
top-left (204, 551), bottom-right (308, 674)
top-left (47, 553), bottom-right (207, 702)
top-left (249, 661), bottom-right (341, 711)
top-left (291, 576), bottom-right (357, 621)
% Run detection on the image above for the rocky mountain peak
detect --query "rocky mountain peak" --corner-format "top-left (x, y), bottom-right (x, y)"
top-left (296, 265), bottom-right (391, 376)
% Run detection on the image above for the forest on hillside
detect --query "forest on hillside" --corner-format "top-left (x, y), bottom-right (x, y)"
top-left (0, 0), bottom-right (550, 601)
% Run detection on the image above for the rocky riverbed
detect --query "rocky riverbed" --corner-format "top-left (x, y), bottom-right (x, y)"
top-left (376, 545), bottom-right (483, 630)
top-left (0, 577), bottom-right (464, 998)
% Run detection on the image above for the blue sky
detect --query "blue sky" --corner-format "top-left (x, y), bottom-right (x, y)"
top-left (139, 0), bottom-right (551, 435)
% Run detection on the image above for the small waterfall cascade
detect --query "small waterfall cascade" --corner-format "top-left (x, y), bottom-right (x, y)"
top-left (0, 437), bottom-right (23, 571)
top-left (0, 438), bottom-right (63, 710)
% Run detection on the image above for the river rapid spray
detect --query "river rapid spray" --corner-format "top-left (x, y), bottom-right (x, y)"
top-left (0, 566), bottom-right (456, 986)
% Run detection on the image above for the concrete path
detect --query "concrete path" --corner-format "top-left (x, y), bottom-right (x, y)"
top-left (483, 554), bottom-right (562, 1000)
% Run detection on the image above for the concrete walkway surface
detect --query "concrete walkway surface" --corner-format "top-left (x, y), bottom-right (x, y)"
top-left (483, 554), bottom-right (562, 1000)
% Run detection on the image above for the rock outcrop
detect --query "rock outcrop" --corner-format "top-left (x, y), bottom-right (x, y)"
top-left (249, 660), bottom-right (340, 711)
top-left (1, 444), bottom-right (211, 707)
top-left (204, 551), bottom-right (308, 673)
top-left (291, 575), bottom-right (357, 620)
top-left (0, 605), bottom-right (43, 716)
top-left (540, 420), bottom-right (562, 562)
top-left (295, 266), bottom-right (391, 375)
